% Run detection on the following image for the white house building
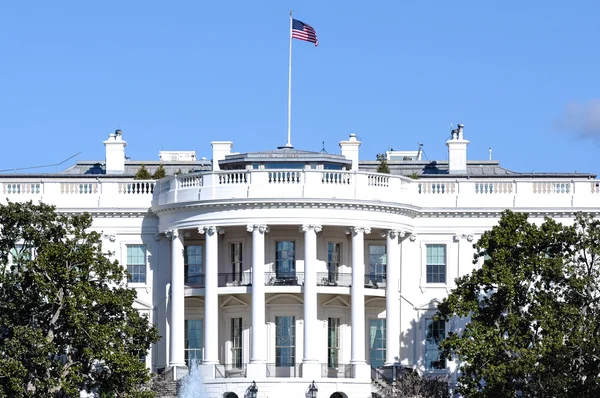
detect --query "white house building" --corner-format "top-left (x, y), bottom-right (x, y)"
top-left (1, 126), bottom-right (599, 398)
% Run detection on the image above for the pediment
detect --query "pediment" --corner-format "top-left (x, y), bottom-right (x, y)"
top-left (134, 298), bottom-right (152, 310)
top-left (322, 296), bottom-right (350, 308)
top-left (221, 295), bottom-right (248, 308)
top-left (266, 294), bottom-right (303, 305)
top-left (365, 297), bottom-right (386, 308)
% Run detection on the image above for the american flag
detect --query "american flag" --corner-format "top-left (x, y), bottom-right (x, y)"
top-left (292, 19), bottom-right (318, 46)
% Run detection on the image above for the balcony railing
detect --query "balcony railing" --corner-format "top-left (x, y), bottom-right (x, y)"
top-left (316, 272), bottom-right (352, 287)
top-left (2, 173), bottom-right (599, 210)
top-left (266, 363), bottom-right (302, 378)
top-left (265, 272), bottom-right (304, 286)
top-left (218, 272), bottom-right (252, 287)
top-left (321, 363), bottom-right (353, 378)
top-left (364, 273), bottom-right (387, 289)
top-left (215, 363), bottom-right (247, 378)
top-left (185, 273), bottom-right (205, 288)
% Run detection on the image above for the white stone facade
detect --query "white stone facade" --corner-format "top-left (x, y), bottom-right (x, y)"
top-left (2, 129), bottom-right (599, 398)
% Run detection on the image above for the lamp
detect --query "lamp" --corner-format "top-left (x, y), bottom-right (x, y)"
top-left (308, 380), bottom-right (318, 398)
top-left (248, 381), bottom-right (258, 398)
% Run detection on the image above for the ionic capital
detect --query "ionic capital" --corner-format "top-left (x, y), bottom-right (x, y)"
top-left (198, 226), bottom-right (224, 236)
top-left (165, 229), bottom-right (179, 240)
top-left (380, 229), bottom-right (401, 239)
top-left (246, 224), bottom-right (270, 234)
top-left (345, 226), bottom-right (372, 236)
top-left (300, 224), bottom-right (322, 234)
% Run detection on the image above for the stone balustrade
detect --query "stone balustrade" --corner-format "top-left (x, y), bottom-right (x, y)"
top-left (1, 171), bottom-right (598, 210)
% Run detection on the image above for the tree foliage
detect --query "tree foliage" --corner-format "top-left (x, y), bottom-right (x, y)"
top-left (437, 210), bottom-right (600, 397)
top-left (0, 201), bottom-right (160, 397)
top-left (376, 153), bottom-right (390, 174)
top-left (382, 368), bottom-right (449, 398)
top-left (152, 164), bottom-right (166, 180)
top-left (134, 164), bottom-right (152, 180)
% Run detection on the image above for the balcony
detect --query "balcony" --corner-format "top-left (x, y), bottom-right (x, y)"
top-left (265, 272), bottom-right (304, 286)
top-left (218, 272), bottom-right (252, 287)
top-left (1, 172), bottom-right (598, 211)
top-left (317, 272), bottom-right (352, 287)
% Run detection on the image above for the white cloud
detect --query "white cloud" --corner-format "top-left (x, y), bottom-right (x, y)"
top-left (557, 99), bottom-right (600, 139)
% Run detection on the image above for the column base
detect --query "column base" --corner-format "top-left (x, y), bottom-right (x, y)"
top-left (301, 361), bottom-right (321, 379)
top-left (166, 365), bottom-right (188, 380)
top-left (198, 364), bottom-right (215, 380)
top-left (351, 362), bottom-right (371, 380)
top-left (247, 362), bottom-right (267, 379)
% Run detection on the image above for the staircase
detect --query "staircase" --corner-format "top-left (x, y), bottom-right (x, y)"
top-left (149, 372), bottom-right (179, 398)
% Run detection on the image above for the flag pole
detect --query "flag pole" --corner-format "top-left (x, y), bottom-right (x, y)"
top-left (286, 10), bottom-right (293, 148)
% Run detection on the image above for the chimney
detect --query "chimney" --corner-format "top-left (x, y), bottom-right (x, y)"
top-left (339, 133), bottom-right (361, 171)
top-left (211, 141), bottom-right (233, 171)
top-left (104, 129), bottom-right (127, 175)
top-left (446, 124), bottom-right (469, 174)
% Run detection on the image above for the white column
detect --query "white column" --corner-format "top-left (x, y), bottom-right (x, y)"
top-left (301, 224), bottom-right (322, 378)
top-left (383, 230), bottom-right (401, 365)
top-left (246, 224), bottom-right (268, 380)
top-left (349, 226), bottom-right (370, 369)
top-left (167, 229), bottom-right (186, 369)
top-left (199, 226), bottom-right (221, 365)
top-left (248, 224), bottom-right (268, 363)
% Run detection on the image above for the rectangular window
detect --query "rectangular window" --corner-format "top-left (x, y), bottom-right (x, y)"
top-left (327, 317), bottom-right (341, 368)
top-left (425, 318), bottom-right (446, 370)
top-left (10, 244), bottom-right (32, 271)
top-left (327, 242), bottom-right (341, 283)
top-left (275, 241), bottom-right (295, 280)
top-left (369, 319), bottom-right (386, 368)
top-left (369, 244), bottom-right (386, 283)
top-left (231, 318), bottom-right (243, 368)
top-left (426, 244), bottom-right (446, 283)
top-left (231, 242), bottom-right (243, 282)
top-left (185, 319), bottom-right (203, 366)
top-left (275, 316), bottom-right (295, 366)
top-left (127, 245), bottom-right (146, 284)
top-left (185, 245), bottom-right (203, 285)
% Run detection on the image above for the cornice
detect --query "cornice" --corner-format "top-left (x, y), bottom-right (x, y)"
top-left (418, 208), bottom-right (600, 218)
top-left (151, 199), bottom-right (421, 218)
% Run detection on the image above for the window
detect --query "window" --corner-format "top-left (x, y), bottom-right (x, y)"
top-left (327, 242), bottom-right (341, 283)
top-left (230, 242), bottom-right (243, 282)
top-left (426, 244), bottom-right (446, 283)
top-left (275, 316), bottom-right (295, 366)
top-left (185, 319), bottom-right (203, 366)
top-left (231, 318), bottom-right (243, 368)
top-left (275, 241), bottom-right (295, 280)
top-left (425, 318), bottom-right (446, 370)
top-left (369, 319), bottom-right (386, 368)
top-left (185, 245), bottom-right (203, 285)
top-left (10, 244), bottom-right (32, 271)
top-left (126, 245), bottom-right (146, 284)
top-left (368, 244), bottom-right (386, 283)
top-left (328, 318), bottom-right (340, 368)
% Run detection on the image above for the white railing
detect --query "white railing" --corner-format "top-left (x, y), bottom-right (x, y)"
top-left (1, 172), bottom-right (599, 210)
top-left (118, 181), bottom-right (155, 194)
top-left (2, 182), bottom-right (42, 195)
top-left (61, 182), bottom-right (98, 194)
top-left (418, 182), bottom-right (455, 194)
top-left (179, 175), bottom-right (202, 188)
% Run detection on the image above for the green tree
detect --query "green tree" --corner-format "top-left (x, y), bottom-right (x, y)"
top-left (152, 164), bottom-right (166, 180)
top-left (437, 210), bottom-right (600, 397)
top-left (134, 164), bottom-right (152, 180)
top-left (376, 153), bottom-right (390, 174)
top-left (0, 201), bottom-right (160, 397)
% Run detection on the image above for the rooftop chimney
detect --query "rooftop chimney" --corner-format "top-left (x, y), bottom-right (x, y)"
top-left (339, 133), bottom-right (361, 171)
top-left (104, 129), bottom-right (127, 175)
top-left (446, 124), bottom-right (469, 174)
top-left (211, 141), bottom-right (233, 171)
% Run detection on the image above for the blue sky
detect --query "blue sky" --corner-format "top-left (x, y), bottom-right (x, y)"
top-left (1, 1), bottom-right (599, 174)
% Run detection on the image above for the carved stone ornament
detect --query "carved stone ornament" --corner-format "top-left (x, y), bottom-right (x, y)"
top-left (198, 226), bottom-right (223, 236)
top-left (345, 226), bottom-right (372, 236)
top-left (453, 234), bottom-right (461, 242)
top-left (103, 233), bottom-right (116, 242)
top-left (300, 224), bottom-right (323, 233)
top-left (246, 224), bottom-right (269, 234)
top-left (380, 229), bottom-right (400, 239)
top-left (165, 229), bottom-right (179, 240)
top-left (466, 234), bottom-right (474, 242)
top-left (409, 234), bottom-right (417, 242)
